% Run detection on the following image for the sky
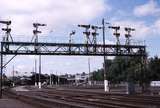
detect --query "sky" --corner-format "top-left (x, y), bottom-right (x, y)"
top-left (0, 0), bottom-right (160, 76)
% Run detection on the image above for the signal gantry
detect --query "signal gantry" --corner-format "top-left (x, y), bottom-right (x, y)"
top-left (0, 20), bottom-right (147, 98)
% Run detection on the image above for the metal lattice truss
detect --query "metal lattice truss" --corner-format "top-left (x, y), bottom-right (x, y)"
top-left (1, 42), bottom-right (146, 56)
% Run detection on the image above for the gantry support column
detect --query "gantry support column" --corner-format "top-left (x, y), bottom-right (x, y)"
top-left (0, 43), bottom-right (3, 99)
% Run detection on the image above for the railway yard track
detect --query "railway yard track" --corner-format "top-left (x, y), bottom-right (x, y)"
top-left (3, 86), bottom-right (160, 108)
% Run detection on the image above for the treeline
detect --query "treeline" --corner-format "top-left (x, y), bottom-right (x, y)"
top-left (91, 56), bottom-right (160, 85)
top-left (2, 74), bottom-right (68, 86)
top-left (30, 74), bottom-right (68, 85)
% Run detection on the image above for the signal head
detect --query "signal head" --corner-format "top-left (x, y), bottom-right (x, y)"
top-left (108, 26), bottom-right (120, 30)
top-left (70, 30), bottom-right (76, 35)
top-left (91, 26), bottom-right (102, 30)
top-left (78, 24), bottom-right (90, 29)
top-left (2, 28), bottom-right (11, 32)
top-left (0, 20), bottom-right (11, 25)
top-left (125, 27), bottom-right (135, 31)
top-left (33, 30), bottom-right (42, 34)
top-left (33, 23), bottom-right (47, 28)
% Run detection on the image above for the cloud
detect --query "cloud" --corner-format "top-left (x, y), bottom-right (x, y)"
top-left (109, 19), bottom-right (153, 39)
top-left (134, 0), bottom-right (160, 17)
top-left (153, 19), bottom-right (160, 34)
top-left (0, 0), bottom-right (109, 37)
top-left (105, 40), bottom-right (114, 44)
top-left (16, 65), bottom-right (26, 71)
top-left (4, 55), bottom-right (105, 76)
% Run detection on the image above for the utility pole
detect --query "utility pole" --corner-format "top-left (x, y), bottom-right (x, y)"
top-left (56, 71), bottom-right (60, 86)
top-left (58, 73), bottom-right (60, 86)
top-left (12, 65), bottom-right (15, 87)
top-left (50, 73), bottom-right (52, 86)
top-left (88, 58), bottom-right (91, 85)
top-left (0, 46), bottom-right (3, 99)
top-left (34, 58), bottom-right (37, 86)
top-left (102, 18), bottom-right (109, 92)
top-left (55, 71), bottom-right (57, 86)
top-left (39, 55), bottom-right (41, 88)
top-left (51, 71), bottom-right (53, 85)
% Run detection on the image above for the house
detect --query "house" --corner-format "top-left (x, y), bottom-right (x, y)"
top-left (61, 72), bottom-right (89, 85)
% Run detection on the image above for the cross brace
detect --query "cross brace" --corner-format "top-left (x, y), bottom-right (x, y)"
top-left (1, 42), bottom-right (146, 56)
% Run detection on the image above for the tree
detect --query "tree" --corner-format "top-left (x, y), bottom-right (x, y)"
top-left (148, 56), bottom-right (160, 81)
top-left (91, 59), bottom-right (112, 81)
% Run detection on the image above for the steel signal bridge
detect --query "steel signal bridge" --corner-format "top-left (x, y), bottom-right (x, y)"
top-left (0, 19), bottom-right (147, 98)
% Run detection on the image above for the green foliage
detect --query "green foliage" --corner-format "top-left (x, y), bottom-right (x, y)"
top-left (148, 56), bottom-right (160, 81)
top-left (91, 56), bottom-right (160, 85)
top-left (91, 59), bottom-right (112, 81)
top-left (92, 56), bottom-right (146, 83)
top-left (92, 69), bottom-right (104, 81)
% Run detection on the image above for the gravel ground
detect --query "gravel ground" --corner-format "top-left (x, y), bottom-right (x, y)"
top-left (0, 98), bottom-right (37, 108)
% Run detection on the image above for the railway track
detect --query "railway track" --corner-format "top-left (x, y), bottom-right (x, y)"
top-left (17, 91), bottom-right (146, 108)
top-left (47, 89), bottom-right (160, 107)
top-left (41, 87), bottom-right (160, 107)
top-left (3, 87), bottom-right (160, 108)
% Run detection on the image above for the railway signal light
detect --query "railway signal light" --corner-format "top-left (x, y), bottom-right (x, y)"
top-left (78, 24), bottom-right (91, 45)
top-left (69, 30), bottom-right (76, 36)
top-left (108, 26), bottom-right (120, 30)
top-left (33, 23), bottom-right (46, 35)
top-left (91, 25), bottom-right (102, 30)
top-left (69, 30), bottom-right (76, 44)
top-left (124, 27), bottom-right (135, 45)
top-left (108, 26), bottom-right (120, 37)
top-left (125, 27), bottom-right (135, 31)
top-left (33, 30), bottom-right (42, 35)
top-left (91, 25), bottom-right (101, 45)
top-left (108, 26), bottom-right (121, 45)
top-left (32, 23), bottom-right (47, 42)
top-left (124, 27), bottom-right (135, 38)
top-left (0, 20), bottom-right (11, 25)
top-left (78, 24), bottom-right (102, 45)
top-left (78, 24), bottom-right (90, 29)
top-left (2, 28), bottom-right (11, 33)
top-left (33, 23), bottom-right (46, 28)
top-left (78, 24), bottom-right (90, 37)
top-left (0, 20), bottom-right (13, 42)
